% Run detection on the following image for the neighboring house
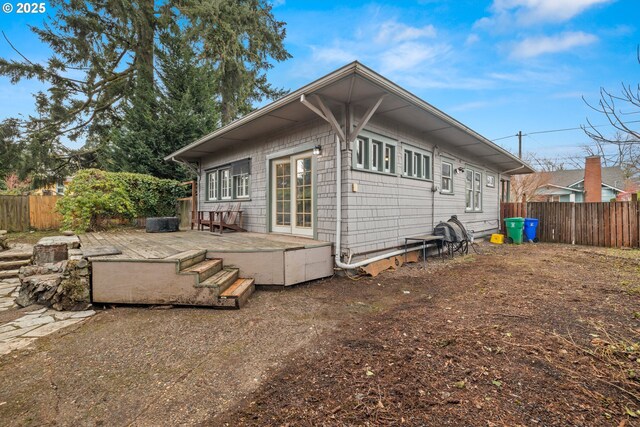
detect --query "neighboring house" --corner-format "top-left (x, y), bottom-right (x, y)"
top-left (165, 62), bottom-right (533, 262)
top-left (536, 157), bottom-right (626, 202)
top-left (32, 177), bottom-right (71, 196)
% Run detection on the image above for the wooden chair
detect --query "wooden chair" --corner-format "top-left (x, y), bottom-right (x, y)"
top-left (211, 203), bottom-right (246, 234)
top-left (197, 205), bottom-right (223, 231)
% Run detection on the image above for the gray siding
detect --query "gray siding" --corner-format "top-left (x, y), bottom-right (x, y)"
top-left (198, 119), bottom-right (339, 243)
top-left (343, 115), bottom-right (501, 256)
top-left (197, 114), bottom-right (504, 259)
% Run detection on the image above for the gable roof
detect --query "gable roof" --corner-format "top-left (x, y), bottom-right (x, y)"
top-left (166, 61), bottom-right (533, 174)
top-left (545, 166), bottom-right (626, 191)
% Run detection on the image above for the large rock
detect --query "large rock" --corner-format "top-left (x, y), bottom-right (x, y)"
top-left (16, 259), bottom-right (91, 311)
top-left (33, 243), bottom-right (68, 265)
top-left (0, 230), bottom-right (8, 251)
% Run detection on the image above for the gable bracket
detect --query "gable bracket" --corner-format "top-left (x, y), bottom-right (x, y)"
top-left (348, 95), bottom-right (386, 143)
top-left (302, 94), bottom-right (346, 141)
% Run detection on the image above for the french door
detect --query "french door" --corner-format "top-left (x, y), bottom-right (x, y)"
top-left (271, 152), bottom-right (314, 237)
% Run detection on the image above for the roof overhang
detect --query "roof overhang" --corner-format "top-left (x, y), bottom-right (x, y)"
top-left (166, 61), bottom-right (534, 175)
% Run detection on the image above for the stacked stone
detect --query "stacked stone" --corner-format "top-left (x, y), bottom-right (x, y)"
top-left (0, 230), bottom-right (8, 251)
top-left (16, 235), bottom-right (91, 311)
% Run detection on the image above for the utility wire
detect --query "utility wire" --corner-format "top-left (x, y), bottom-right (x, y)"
top-left (491, 119), bottom-right (640, 142)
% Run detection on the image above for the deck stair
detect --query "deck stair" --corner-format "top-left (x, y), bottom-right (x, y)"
top-left (0, 251), bottom-right (32, 280)
top-left (91, 249), bottom-right (255, 309)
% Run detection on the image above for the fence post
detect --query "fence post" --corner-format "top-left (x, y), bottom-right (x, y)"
top-left (571, 202), bottom-right (576, 245)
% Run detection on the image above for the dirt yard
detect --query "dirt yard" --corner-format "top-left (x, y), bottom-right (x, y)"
top-left (0, 243), bottom-right (638, 426)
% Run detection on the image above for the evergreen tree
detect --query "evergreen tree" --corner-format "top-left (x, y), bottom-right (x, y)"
top-left (0, 0), bottom-right (290, 182)
top-left (183, 0), bottom-right (291, 124)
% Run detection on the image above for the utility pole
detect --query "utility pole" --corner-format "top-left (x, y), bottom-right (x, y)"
top-left (518, 130), bottom-right (522, 159)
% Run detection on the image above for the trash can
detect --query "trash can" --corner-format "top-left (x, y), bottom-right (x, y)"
top-left (523, 218), bottom-right (539, 243)
top-left (504, 217), bottom-right (525, 244)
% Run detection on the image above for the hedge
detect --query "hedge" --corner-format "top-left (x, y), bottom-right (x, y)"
top-left (57, 169), bottom-right (186, 232)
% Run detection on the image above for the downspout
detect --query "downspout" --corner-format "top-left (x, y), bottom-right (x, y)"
top-left (333, 135), bottom-right (432, 270)
top-left (431, 145), bottom-right (438, 231)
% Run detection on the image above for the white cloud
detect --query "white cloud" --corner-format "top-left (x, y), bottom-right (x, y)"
top-left (477, 0), bottom-right (613, 28)
top-left (311, 46), bottom-right (356, 65)
top-left (307, 18), bottom-right (450, 76)
top-left (375, 20), bottom-right (436, 44)
top-left (448, 101), bottom-right (491, 112)
top-left (380, 42), bottom-right (450, 73)
top-left (510, 31), bottom-right (598, 58)
top-left (465, 34), bottom-right (480, 45)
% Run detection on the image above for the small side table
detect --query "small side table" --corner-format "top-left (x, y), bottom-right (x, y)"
top-left (404, 235), bottom-right (444, 268)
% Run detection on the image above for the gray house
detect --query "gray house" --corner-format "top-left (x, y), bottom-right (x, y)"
top-left (166, 62), bottom-right (533, 267)
top-left (536, 161), bottom-right (626, 203)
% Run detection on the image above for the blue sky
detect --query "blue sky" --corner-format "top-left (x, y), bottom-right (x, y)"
top-left (1, 0), bottom-right (638, 168)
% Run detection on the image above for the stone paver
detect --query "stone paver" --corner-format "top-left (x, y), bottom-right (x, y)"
top-left (0, 279), bottom-right (19, 312)
top-left (0, 307), bottom-right (96, 356)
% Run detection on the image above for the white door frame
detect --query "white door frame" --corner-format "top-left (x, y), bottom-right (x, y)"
top-left (269, 151), bottom-right (315, 237)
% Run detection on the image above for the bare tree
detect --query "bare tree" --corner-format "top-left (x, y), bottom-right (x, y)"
top-left (582, 48), bottom-right (640, 182)
top-left (510, 171), bottom-right (551, 202)
top-left (582, 131), bottom-right (640, 179)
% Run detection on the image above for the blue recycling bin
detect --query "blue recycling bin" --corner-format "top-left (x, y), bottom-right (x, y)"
top-left (523, 218), bottom-right (539, 242)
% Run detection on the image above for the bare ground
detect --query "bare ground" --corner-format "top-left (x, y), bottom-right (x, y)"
top-left (0, 243), bottom-right (638, 426)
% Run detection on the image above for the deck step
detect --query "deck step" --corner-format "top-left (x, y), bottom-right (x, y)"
top-left (196, 268), bottom-right (238, 291)
top-left (169, 250), bottom-right (207, 271)
top-left (0, 252), bottom-right (31, 262)
top-left (182, 258), bottom-right (223, 282)
top-left (0, 269), bottom-right (20, 280)
top-left (0, 259), bottom-right (30, 271)
top-left (215, 278), bottom-right (255, 309)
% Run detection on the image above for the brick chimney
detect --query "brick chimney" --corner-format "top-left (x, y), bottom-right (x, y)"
top-left (584, 156), bottom-right (602, 202)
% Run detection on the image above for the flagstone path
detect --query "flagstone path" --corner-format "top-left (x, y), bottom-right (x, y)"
top-left (0, 278), bottom-right (95, 356)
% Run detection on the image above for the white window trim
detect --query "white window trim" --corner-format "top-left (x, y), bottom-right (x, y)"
top-left (235, 173), bottom-right (250, 198)
top-left (356, 138), bottom-right (366, 169)
top-left (441, 161), bottom-right (453, 194)
top-left (220, 168), bottom-right (232, 200)
top-left (206, 159), bottom-right (251, 202)
top-left (207, 171), bottom-right (219, 201)
top-left (371, 140), bottom-right (381, 171)
top-left (402, 144), bottom-right (432, 180)
top-left (465, 167), bottom-right (483, 212)
top-left (384, 145), bottom-right (392, 173)
top-left (352, 130), bottom-right (397, 175)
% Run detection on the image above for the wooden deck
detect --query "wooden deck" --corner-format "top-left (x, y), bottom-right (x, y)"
top-left (80, 230), bottom-right (330, 259)
top-left (82, 230), bottom-right (334, 287)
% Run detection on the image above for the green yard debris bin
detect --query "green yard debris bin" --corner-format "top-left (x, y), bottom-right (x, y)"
top-left (504, 217), bottom-right (525, 244)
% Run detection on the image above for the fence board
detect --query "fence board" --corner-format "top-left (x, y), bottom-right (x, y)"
top-left (500, 201), bottom-right (640, 249)
top-left (0, 195), bottom-right (29, 232)
top-left (29, 195), bottom-right (62, 230)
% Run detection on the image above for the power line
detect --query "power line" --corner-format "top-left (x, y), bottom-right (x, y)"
top-left (491, 119), bottom-right (640, 142)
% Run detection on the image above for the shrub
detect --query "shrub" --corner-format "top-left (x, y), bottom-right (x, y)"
top-left (57, 169), bottom-right (185, 232)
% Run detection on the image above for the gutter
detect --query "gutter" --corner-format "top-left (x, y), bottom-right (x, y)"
top-left (501, 164), bottom-right (526, 175)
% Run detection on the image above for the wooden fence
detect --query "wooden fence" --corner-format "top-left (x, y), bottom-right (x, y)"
top-left (500, 201), bottom-right (640, 248)
top-left (29, 196), bottom-right (62, 230)
top-left (0, 195), bottom-right (29, 232)
top-left (0, 195), bottom-right (62, 231)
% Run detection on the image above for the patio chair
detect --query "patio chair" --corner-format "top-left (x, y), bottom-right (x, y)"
top-left (197, 205), bottom-right (224, 231)
top-left (211, 202), bottom-right (246, 234)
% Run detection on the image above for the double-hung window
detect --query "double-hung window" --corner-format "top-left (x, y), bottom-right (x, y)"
top-left (402, 146), bottom-right (432, 180)
top-left (465, 167), bottom-right (482, 211)
top-left (206, 159), bottom-right (251, 201)
top-left (353, 132), bottom-right (396, 174)
top-left (232, 158), bottom-right (250, 199)
top-left (220, 169), bottom-right (231, 199)
top-left (441, 161), bottom-right (453, 193)
top-left (207, 171), bottom-right (219, 201)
